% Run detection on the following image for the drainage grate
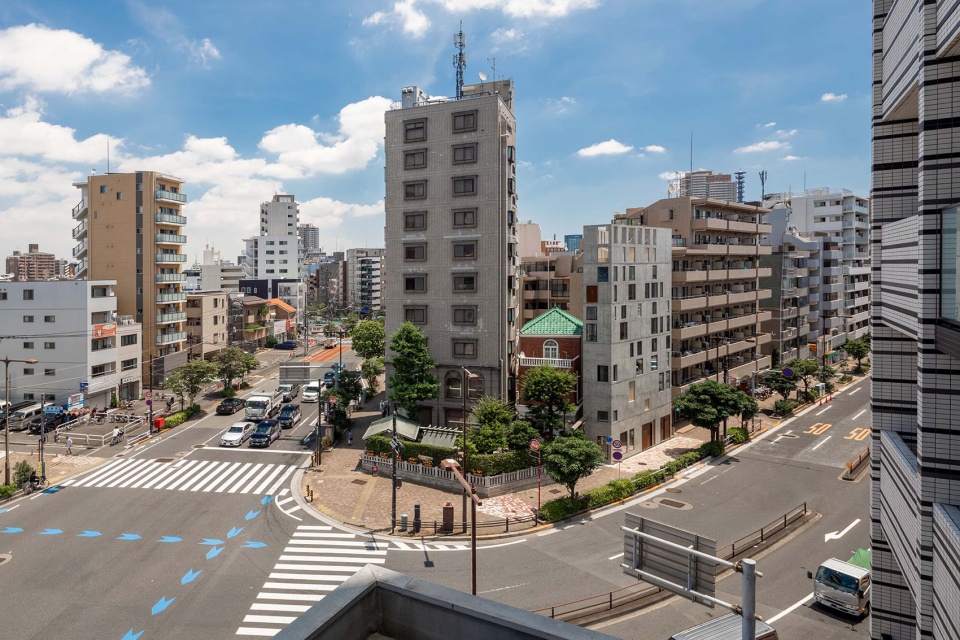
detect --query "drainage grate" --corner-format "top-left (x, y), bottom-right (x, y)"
top-left (665, 488), bottom-right (682, 493)
top-left (549, 489), bottom-right (563, 495)
top-left (659, 499), bottom-right (687, 509)
top-left (156, 458), bottom-right (174, 463)
top-left (351, 479), bottom-right (367, 486)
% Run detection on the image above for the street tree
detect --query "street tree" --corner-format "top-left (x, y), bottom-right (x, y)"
top-left (351, 320), bottom-right (386, 360)
top-left (542, 436), bottom-right (605, 498)
top-left (360, 357), bottom-right (384, 394)
top-left (506, 420), bottom-right (541, 451)
top-left (342, 312), bottom-right (360, 335)
top-left (214, 347), bottom-right (249, 389)
top-left (520, 365), bottom-right (577, 439)
top-left (165, 358), bottom-right (218, 407)
top-left (239, 351), bottom-right (260, 386)
top-left (674, 379), bottom-right (754, 442)
top-left (321, 387), bottom-right (350, 431)
top-left (759, 370), bottom-right (797, 401)
top-left (787, 358), bottom-right (820, 399)
top-left (336, 370), bottom-right (364, 402)
top-left (387, 322), bottom-right (439, 418)
top-left (469, 396), bottom-right (513, 454)
top-left (844, 339), bottom-right (870, 372)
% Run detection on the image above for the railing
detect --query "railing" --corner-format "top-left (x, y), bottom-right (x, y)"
top-left (359, 453), bottom-right (542, 490)
top-left (156, 292), bottom-right (187, 303)
top-left (156, 311), bottom-right (187, 323)
top-left (72, 199), bottom-right (87, 218)
top-left (155, 212), bottom-right (187, 225)
top-left (519, 356), bottom-right (575, 368)
top-left (72, 220), bottom-right (87, 238)
top-left (156, 331), bottom-right (187, 345)
top-left (156, 189), bottom-right (187, 203)
top-left (156, 273), bottom-right (186, 283)
top-left (715, 502), bottom-right (808, 559)
top-left (845, 447), bottom-right (869, 479)
top-left (156, 253), bottom-right (187, 263)
top-left (156, 233), bottom-right (187, 244)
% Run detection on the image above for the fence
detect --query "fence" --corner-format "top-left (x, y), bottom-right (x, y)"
top-left (409, 512), bottom-right (538, 536)
top-left (531, 501), bottom-right (809, 622)
top-left (845, 446), bottom-right (869, 479)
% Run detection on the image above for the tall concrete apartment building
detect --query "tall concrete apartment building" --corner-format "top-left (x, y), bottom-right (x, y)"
top-left (298, 223), bottom-right (320, 253)
top-left (242, 194), bottom-right (300, 281)
top-left (520, 252), bottom-right (583, 326)
top-left (680, 170), bottom-right (737, 201)
top-left (72, 171), bottom-right (188, 380)
top-left (344, 248), bottom-right (385, 313)
top-left (581, 223), bottom-right (673, 458)
top-left (384, 81), bottom-right (519, 426)
top-left (6, 244), bottom-right (56, 281)
top-left (758, 229), bottom-right (818, 363)
top-left (869, 2), bottom-right (960, 638)
top-left (619, 197), bottom-right (773, 395)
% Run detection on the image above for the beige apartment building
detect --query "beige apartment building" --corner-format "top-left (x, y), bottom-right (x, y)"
top-left (72, 171), bottom-right (188, 381)
top-left (619, 197), bottom-right (773, 395)
top-left (186, 291), bottom-right (228, 360)
top-left (6, 244), bottom-right (57, 281)
top-left (520, 252), bottom-right (583, 327)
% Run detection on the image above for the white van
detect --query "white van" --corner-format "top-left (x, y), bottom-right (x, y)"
top-left (301, 383), bottom-right (321, 403)
top-left (9, 403), bottom-right (43, 431)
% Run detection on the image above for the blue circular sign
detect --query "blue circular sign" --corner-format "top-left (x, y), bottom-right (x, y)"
top-left (782, 367), bottom-right (794, 379)
top-left (612, 451), bottom-right (623, 461)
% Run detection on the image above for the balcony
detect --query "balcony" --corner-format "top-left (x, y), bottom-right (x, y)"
top-left (727, 355), bottom-right (772, 381)
top-left (72, 199), bottom-right (87, 219)
top-left (672, 296), bottom-right (709, 312)
top-left (86, 371), bottom-right (118, 394)
top-left (156, 311), bottom-right (187, 324)
top-left (156, 189), bottom-right (187, 204)
top-left (72, 220), bottom-right (88, 239)
top-left (156, 331), bottom-right (187, 345)
top-left (156, 212), bottom-right (187, 226)
top-left (72, 239), bottom-right (88, 258)
top-left (156, 233), bottom-right (187, 245)
top-left (848, 310), bottom-right (870, 325)
top-left (781, 307), bottom-right (799, 320)
top-left (156, 292), bottom-right (187, 303)
top-left (782, 327), bottom-right (798, 341)
top-left (75, 258), bottom-right (88, 277)
top-left (673, 322), bottom-right (709, 341)
top-left (691, 218), bottom-right (729, 232)
top-left (673, 270), bottom-right (708, 283)
top-left (519, 356), bottom-right (575, 368)
top-left (728, 314), bottom-right (758, 330)
top-left (156, 273), bottom-right (186, 283)
top-left (672, 349), bottom-right (708, 370)
top-left (156, 253), bottom-right (187, 264)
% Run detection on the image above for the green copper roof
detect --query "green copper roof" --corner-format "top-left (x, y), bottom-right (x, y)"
top-left (520, 306), bottom-right (583, 336)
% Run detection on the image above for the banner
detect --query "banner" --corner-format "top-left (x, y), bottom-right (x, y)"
top-left (94, 322), bottom-right (117, 338)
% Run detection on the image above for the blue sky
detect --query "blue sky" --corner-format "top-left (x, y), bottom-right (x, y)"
top-left (0, 0), bottom-right (870, 264)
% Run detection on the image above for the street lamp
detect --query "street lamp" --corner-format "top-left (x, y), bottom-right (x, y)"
top-left (441, 458), bottom-right (482, 595)
top-left (461, 366), bottom-right (479, 534)
top-left (391, 401), bottom-right (399, 533)
top-left (3, 357), bottom-right (39, 486)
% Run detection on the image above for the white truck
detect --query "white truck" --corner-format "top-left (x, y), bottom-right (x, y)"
top-left (811, 550), bottom-right (871, 618)
top-left (245, 391), bottom-right (282, 421)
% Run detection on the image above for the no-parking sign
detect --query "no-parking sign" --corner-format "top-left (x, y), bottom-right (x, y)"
top-left (612, 451), bottom-right (624, 461)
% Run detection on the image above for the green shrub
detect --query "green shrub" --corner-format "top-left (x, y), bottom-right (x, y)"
top-left (729, 427), bottom-right (750, 445)
top-left (584, 479), bottom-right (635, 507)
top-left (162, 406), bottom-right (199, 429)
top-left (773, 400), bottom-right (796, 416)
top-left (13, 460), bottom-right (33, 487)
top-left (698, 440), bottom-right (726, 458)
top-left (265, 336), bottom-right (277, 348)
top-left (633, 469), bottom-right (668, 491)
top-left (221, 386), bottom-right (236, 398)
top-left (470, 450), bottom-right (535, 476)
top-left (538, 495), bottom-right (588, 521)
top-left (801, 390), bottom-right (817, 403)
top-left (0, 484), bottom-right (16, 499)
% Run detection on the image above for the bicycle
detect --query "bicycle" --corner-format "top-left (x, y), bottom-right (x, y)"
top-left (21, 476), bottom-right (48, 494)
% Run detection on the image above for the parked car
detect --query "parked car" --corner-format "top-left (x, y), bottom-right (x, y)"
top-left (323, 371), bottom-right (337, 388)
top-left (0, 400), bottom-right (34, 422)
top-left (219, 421), bottom-right (256, 447)
top-left (274, 341), bottom-right (298, 350)
top-left (301, 383), bottom-right (321, 403)
top-left (216, 397), bottom-right (247, 415)
top-left (249, 419), bottom-right (282, 447)
top-left (9, 403), bottom-right (43, 431)
top-left (278, 404), bottom-right (301, 429)
top-left (28, 412), bottom-right (68, 435)
top-left (277, 384), bottom-right (300, 402)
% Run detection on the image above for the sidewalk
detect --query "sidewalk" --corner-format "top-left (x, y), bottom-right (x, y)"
top-left (1, 450), bottom-right (101, 487)
top-left (299, 395), bottom-right (712, 537)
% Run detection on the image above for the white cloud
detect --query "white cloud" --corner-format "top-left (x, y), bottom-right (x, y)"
top-left (775, 129), bottom-right (797, 138)
top-left (643, 145), bottom-right (666, 153)
top-left (301, 196), bottom-right (385, 229)
top-left (0, 24), bottom-right (149, 94)
top-left (821, 92), bottom-right (847, 102)
top-left (491, 27), bottom-right (523, 42)
top-left (363, 11), bottom-right (388, 25)
top-left (783, 155), bottom-right (802, 161)
top-left (546, 96), bottom-right (576, 114)
top-left (191, 38), bottom-right (221, 66)
top-left (734, 140), bottom-right (790, 154)
top-left (363, 0), bottom-right (431, 37)
top-left (128, 2), bottom-right (222, 67)
top-left (658, 171), bottom-right (682, 181)
top-left (758, 121), bottom-right (776, 128)
top-left (0, 97), bottom-right (121, 164)
top-left (363, 0), bottom-right (597, 34)
top-left (577, 139), bottom-right (633, 157)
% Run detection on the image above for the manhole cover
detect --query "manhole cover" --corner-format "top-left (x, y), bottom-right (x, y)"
top-left (549, 489), bottom-right (563, 495)
top-left (659, 498), bottom-right (687, 509)
top-left (351, 479), bottom-right (367, 486)
top-left (639, 501), bottom-right (659, 509)
top-left (193, 444), bottom-right (205, 449)
top-left (0, 554), bottom-right (10, 567)
top-left (665, 488), bottom-right (681, 493)
top-left (156, 458), bottom-right (174, 463)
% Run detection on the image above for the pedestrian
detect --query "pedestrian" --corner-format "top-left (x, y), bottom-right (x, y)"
top-left (347, 430), bottom-right (353, 446)
top-left (66, 436), bottom-right (73, 455)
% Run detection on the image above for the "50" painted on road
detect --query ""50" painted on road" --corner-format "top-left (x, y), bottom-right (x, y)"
top-left (804, 422), bottom-right (832, 435)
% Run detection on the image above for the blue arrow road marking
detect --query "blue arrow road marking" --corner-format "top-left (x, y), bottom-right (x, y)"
top-left (77, 530), bottom-right (102, 537)
top-left (260, 496), bottom-right (273, 505)
top-left (1, 527), bottom-right (23, 534)
top-left (0, 508), bottom-right (7, 514)
top-left (245, 509), bottom-right (260, 520)
top-left (181, 569), bottom-right (202, 585)
top-left (227, 526), bottom-right (243, 539)
top-left (42, 486), bottom-right (60, 493)
top-left (151, 596), bottom-right (175, 615)
top-left (39, 528), bottom-right (63, 535)
top-left (117, 533), bottom-right (142, 541)
top-left (199, 538), bottom-right (223, 546)
top-left (157, 536), bottom-right (182, 543)
top-left (242, 541), bottom-right (267, 549)
top-left (205, 545), bottom-right (223, 560)
top-left (121, 629), bottom-right (143, 640)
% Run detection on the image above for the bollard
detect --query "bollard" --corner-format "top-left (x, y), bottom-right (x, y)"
top-left (413, 503), bottom-right (421, 534)
top-left (306, 485), bottom-right (311, 501)
top-left (400, 513), bottom-right (408, 532)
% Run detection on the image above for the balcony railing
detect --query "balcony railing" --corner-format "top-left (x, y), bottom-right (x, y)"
top-left (156, 292), bottom-right (187, 303)
top-left (156, 331), bottom-right (187, 345)
top-left (72, 220), bottom-right (88, 239)
top-left (156, 253), bottom-right (187, 263)
top-left (519, 356), bottom-right (576, 368)
top-left (156, 189), bottom-right (187, 203)
top-left (156, 311), bottom-right (187, 324)
top-left (156, 273), bottom-right (186, 283)
top-left (156, 212), bottom-right (187, 225)
top-left (156, 233), bottom-right (187, 244)
top-left (72, 199), bottom-right (87, 219)
top-left (72, 240), bottom-right (87, 258)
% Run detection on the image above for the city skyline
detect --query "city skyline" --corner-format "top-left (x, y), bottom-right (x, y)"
top-left (0, 0), bottom-right (868, 264)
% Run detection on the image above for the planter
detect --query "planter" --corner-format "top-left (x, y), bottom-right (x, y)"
top-left (366, 450), bottom-right (375, 456)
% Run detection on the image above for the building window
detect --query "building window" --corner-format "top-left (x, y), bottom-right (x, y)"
top-left (100, 185), bottom-right (108, 194)
top-left (453, 208), bottom-right (477, 228)
top-left (453, 340), bottom-right (477, 358)
top-left (116, 191), bottom-right (123, 200)
top-left (636, 358), bottom-right (643, 374)
top-left (597, 267), bottom-right (609, 283)
top-left (453, 306), bottom-right (477, 325)
top-left (44, 315), bottom-right (55, 323)
top-left (23, 289), bottom-right (34, 300)
top-left (404, 244), bottom-right (427, 261)
top-left (44, 342), bottom-right (55, 349)
top-left (586, 324), bottom-right (597, 342)
top-left (452, 110), bottom-right (477, 133)
top-left (453, 274), bottom-right (476, 292)
top-left (404, 180), bottom-right (427, 200)
top-left (628, 284), bottom-right (636, 300)
top-left (23, 315), bottom-right (33, 323)
top-left (45, 369), bottom-right (55, 376)
top-left (404, 149), bottom-right (427, 169)
top-left (23, 368), bottom-right (34, 376)
top-left (543, 339), bottom-right (559, 359)
top-left (597, 365), bottom-right (609, 382)
top-left (613, 365), bottom-right (618, 382)
top-left (650, 355), bottom-right (659, 371)
top-left (405, 275), bottom-right (427, 292)
top-left (0, 292), bottom-right (5, 300)
top-left (452, 176), bottom-right (477, 196)
top-left (404, 118), bottom-right (426, 142)
top-left (452, 143), bottom-right (478, 164)
top-left (404, 306), bottom-right (427, 324)
top-left (121, 334), bottom-right (138, 346)
top-left (445, 371), bottom-right (463, 399)
top-left (585, 306), bottom-right (597, 320)
top-left (586, 285), bottom-right (598, 303)
top-left (453, 242), bottom-right (477, 259)
top-left (597, 411), bottom-right (609, 423)
top-left (23, 342), bottom-right (33, 349)
top-left (628, 381), bottom-right (636, 402)
top-left (620, 322), bottom-right (628, 340)
top-left (404, 211), bottom-right (427, 230)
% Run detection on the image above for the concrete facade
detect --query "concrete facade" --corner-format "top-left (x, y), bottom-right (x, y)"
top-left (6, 244), bottom-right (57, 281)
top-left (581, 223), bottom-right (673, 458)
top-left (186, 291), bottom-right (229, 359)
top-left (344, 248), bottom-right (385, 312)
top-left (384, 81), bottom-right (520, 426)
top-left (759, 230), bottom-right (817, 364)
top-left (520, 252), bottom-right (584, 327)
top-left (243, 194), bottom-right (301, 280)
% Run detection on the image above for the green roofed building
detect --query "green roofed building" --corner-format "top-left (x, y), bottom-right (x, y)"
top-left (518, 306), bottom-right (583, 407)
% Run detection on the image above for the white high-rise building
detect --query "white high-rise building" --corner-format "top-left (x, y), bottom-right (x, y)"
top-left (242, 194), bottom-right (301, 280)
top-left (345, 248), bottom-right (385, 313)
top-left (298, 224), bottom-right (320, 252)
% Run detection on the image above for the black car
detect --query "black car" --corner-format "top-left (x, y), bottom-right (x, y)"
top-left (323, 371), bottom-right (337, 388)
top-left (277, 404), bottom-right (301, 429)
top-left (249, 420), bottom-right (281, 447)
top-left (216, 397), bottom-right (247, 415)
top-left (28, 413), bottom-right (67, 435)
top-left (274, 341), bottom-right (298, 350)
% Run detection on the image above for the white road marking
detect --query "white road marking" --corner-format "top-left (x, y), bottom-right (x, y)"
top-left (767, 592), bottom-right (814, 624)
top-left (825, 518), bottom-right (861, 542)
top-left (243, 614), bottom-right (298, 624)
top-left (816, 406), bottom-right (832, 416)
top-left (249, 603), bottom-right (311, 613)
top-left (853, 409), bottom-right (866, 421)
top-left (811, 436), bottom-right (832, 451)
top-left (479, 582), bottom-right (528, 594)
top-left (608, 552), bottom-right (624, 560)
top-left (700, 475), bottom-right (717, 485)
top-left (236, 626), bottom-right (281, 636)
top-left (849, 387), bottom-right (861, 395)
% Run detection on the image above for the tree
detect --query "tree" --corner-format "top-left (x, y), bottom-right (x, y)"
top-left (469, 396), bottom-right (514, 454)
top-left (165, 358), bottom-right (218, 407)
top-left (759, 370), bottom-right (797, 401)
top-left (351, 320), bottom-right (386, 360)
top-left (342, 312), bottom-right (360, 335)
top-left (360, 357), bottom-right (384, 394)
top-left (817, 363), bottom-right (837, 386)
top-left (336, 370), bottom-right (363, 402)
top-left (214, 347), bottom-right (249, 389)
top-left (520, 366), bottom-right (577, 439)
top-left (240, 352), bottom-right (259, 386)
top-left (674, 380), bottom-right (751, 442)
top-left (506, 420), bottom-right (541, 451)
top-left (542, 436), bottom-right (604, 498)
top-left (844, 339), bottom-right (870, 372)
top-left (787, 358), bottom-right (820, 399)
top-left (388, 322), bottom-right (439, 418)
top-left (321, 387), bottom-right (350, 431)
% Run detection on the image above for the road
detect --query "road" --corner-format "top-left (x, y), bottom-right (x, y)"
top-left (384, 378), bottom-right (872, 640)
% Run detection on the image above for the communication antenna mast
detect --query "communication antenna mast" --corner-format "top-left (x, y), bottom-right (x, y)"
top-left (484, 56), bottom-right (514, 81)
top-left (759, 170), bottom-right (768, 200)
top-left (453, 23), bottom-right (466, 100)
top-left (734, 170), bottom-right (746, 203)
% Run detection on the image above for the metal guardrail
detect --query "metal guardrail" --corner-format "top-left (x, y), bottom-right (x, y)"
top-left (716, 502), bottom-right (808, 560)
top-left (845, 446), bottom-right (870, 479)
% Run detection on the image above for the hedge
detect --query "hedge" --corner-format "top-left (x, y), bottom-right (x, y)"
top-left (0, 484), bottom-right (16, 499)
top-left (365, 435), bottom-right (535, 475)
top-left (163, 404), bottom-right (201, 429)
top-left (728, 427), bottom-right (750, 445)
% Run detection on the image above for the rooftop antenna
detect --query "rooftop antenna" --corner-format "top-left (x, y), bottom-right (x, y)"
top-left (689, 131), bottom-right (693, 178)
top-left (453, 23), bottom-right (466, 100)
top-left (759, 170), bottom-right (768, 200)
top-left (734, 170), bottom-right (746, 203)
top-left (484, 56), bottom-right (514, 81)
top-left (106, 139), bottom-right (110, 174)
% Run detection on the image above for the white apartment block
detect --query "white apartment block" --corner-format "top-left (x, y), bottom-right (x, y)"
top-left (581, 223), bottom-right (673, 458)
top-left (243, 194), bottom-right (300, 280)
top-left (345, 248), bottom-right (385, 313)
top-left (0, 280), bottom-right (142, 409)
top-left (680, 170), bottom-right (737, 201)
top-left (299, 223), bottom-right (320, 252)
top-left (758, 229), bottom-right (818, 363)
top-left (384, 81), bottom-right (520, 426)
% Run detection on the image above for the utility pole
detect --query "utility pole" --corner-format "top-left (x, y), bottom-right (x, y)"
top-left (391, 402), bottom-right (398, 533)
top-left (148, 351), bottom-right (154, 434)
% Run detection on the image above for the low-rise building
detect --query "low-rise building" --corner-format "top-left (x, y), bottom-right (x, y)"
top-left (186, 291), bottom-right (229, 360)
top-left (518, 306), bottom-right (583, 406)
top-left (266, 298), bottom-right (297, 343)
top-left (229, 295), bottom-right (274, 350)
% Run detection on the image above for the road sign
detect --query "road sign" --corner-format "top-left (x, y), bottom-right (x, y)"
top-left (782, 367), bottom-right (794, 378)
top-left (146, 400), bottom-right (152, 406)
top-left (612, 450), bottom-right (623, 461)
top-left (605, 436), bottom-right (613, 444)
top-left (612, 439), bottom-right (623, 449)
top-left (145, 391), bottom-right (153, 400)
top-left (529, 439), bottom-right (540, 451)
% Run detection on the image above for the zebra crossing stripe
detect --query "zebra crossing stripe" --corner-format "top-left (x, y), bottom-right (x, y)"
top-left (191, 461), bottom-right (237, 492)
top-left (212, 462), bottom-right (251, 492)
top-left (93, 459), bottom-right (147, 487)
top-left (266, 466), bottom-right (296, 495)
top-left (296, 525), bottom-right (332, 531)
top-left (128, 462), bottom-right (171, 488)
top-left (139, 462), bottom-right (184, 489)
top-left (67, 458), bottom-right (128, 486)
top-left (241, 465), bottom-right (275, 494)
top-left (236, 627), bottom-right (281, 636)
top-left (268, 573), bottom-right (353, 582)
top-left (165, 460), bottom-right (212, 491)
top-left (252, 465), bottom-right (286, 495)
top-left (153, 460), bottom-right (200, 490)
top-left (249, 603), bottom-right (311, 613)
top-left (278, 555), bottom-right (387, 564)
top-left (243, 614), bottom-right (298, 624)
top-left (224, 463), bottom-right (264, 493)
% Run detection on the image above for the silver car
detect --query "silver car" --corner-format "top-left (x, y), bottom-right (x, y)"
top-left (220, 421), bottom-right (256, 447)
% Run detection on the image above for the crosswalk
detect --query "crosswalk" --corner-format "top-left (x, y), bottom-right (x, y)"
top-left (60, 457), bottom-right (297, 495)
top-left (236, 524), bottom-right (388, 637)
